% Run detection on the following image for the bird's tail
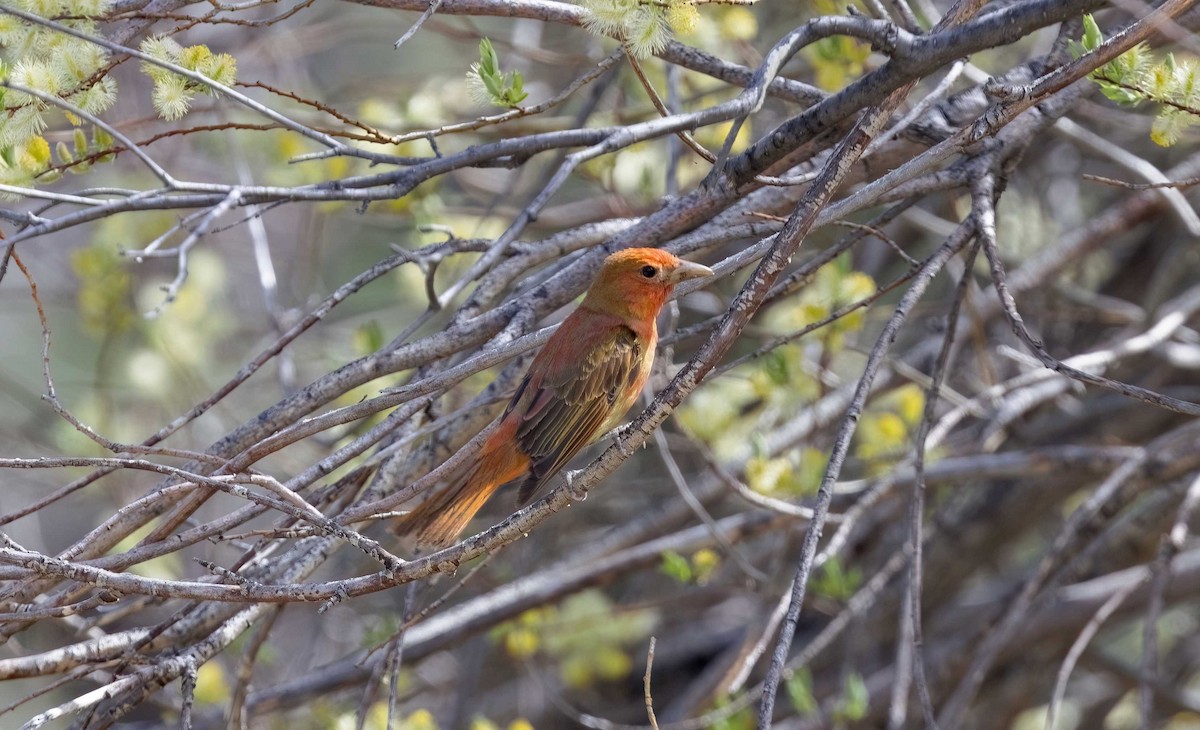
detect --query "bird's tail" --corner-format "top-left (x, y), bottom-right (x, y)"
top-left (392, 442), bottom-right (528, 548)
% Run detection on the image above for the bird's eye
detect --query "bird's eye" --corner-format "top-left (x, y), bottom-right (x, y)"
top-left (641, 265), bottom-right (658, 278)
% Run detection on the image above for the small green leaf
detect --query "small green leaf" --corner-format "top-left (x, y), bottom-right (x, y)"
top-left (785, 669), bottom-right (818, 715)
top-left (481, 69), bottom-right (504, 99)
top-left (505, 71), bottom-right (528, 105)
top-left (709, 694), bottom-right (755, 730)
top-left (478, 38), bottom-right (499, 74)
top-left (353, 320), bottom-right (385, 354)
top-left (660, 550), bottom-right (692, 583)
top-left (835, 672), bottom-right (869, 722)
top-left (812, 558), bottom-right (862, 602)
top-left (764, 349), bottom-right (789, 385)
top-left (1097, 83), bottom-right (1140, 104)
top-left (472, 37), bottom-right (528, 108)
top-left (1082, 14), bottom-right (1103, 52)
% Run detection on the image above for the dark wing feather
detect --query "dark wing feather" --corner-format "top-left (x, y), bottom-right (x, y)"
top-left (513, 325), bottom-right (642, 504)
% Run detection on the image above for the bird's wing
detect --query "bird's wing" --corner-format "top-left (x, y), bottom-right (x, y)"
top-left (511, 323), bottom-right (644, 504)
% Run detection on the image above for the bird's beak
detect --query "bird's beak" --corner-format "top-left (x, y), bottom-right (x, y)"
top-left (667, 260), bottom-right (714, 284)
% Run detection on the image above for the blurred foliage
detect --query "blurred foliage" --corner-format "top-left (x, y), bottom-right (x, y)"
top-left (2, 2), bottom-right (1197, 728)
top-left (854, 383), bottom-right (925, 468)
top-left (193, 660), bottom-right (229, 706)
top-left (70, 239), bottom-right (135, 337)
top-left (762, 254), bottom-right (875, 349)
top-left (710, 694), bottom-right (755, 730)
top-left (811, 557), bottom-right (863, 602)
top-left (802, 0), bottom-right (872, 91)
top-left (786, 668), bottom-right (818, 716)
top-left (354, 319), bottom-right (386, 355)
top-left (832, 671), bottom-right (869, 723)
top-left (395, 709), bottom-right (438, 730)
top-left (745, 445), bottom-right (828, 497)
top-left (680, 255), bottom-right (877, 464)
top-left (1073, 14), bottom-right (1200, 146)
top-left (108, 523), bottom-right (182, 580)
top-left (339, 710), bottom-right (536, 730)
top-left (469, 717), bottom-right (535, 730)
top-left (490, 589), bottom-right (657, 689)
top-left (659, 548), bottom-right (692, 583)
top-left (659, 547), bottom-right (721, 584)
top-left (690, 546), bottom-right (720, 583)
top-left (55, 208), bottom-right (238, 452)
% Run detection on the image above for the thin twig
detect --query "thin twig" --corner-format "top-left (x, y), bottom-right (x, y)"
top-left (644, 637), bottom-right (660, 730)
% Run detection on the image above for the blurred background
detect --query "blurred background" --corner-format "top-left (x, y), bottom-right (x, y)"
top-left (1, 0), bottom-right (1199, 728)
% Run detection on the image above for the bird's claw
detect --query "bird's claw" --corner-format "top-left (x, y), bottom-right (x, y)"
top-left (564, 471), bottom-right (589, 502)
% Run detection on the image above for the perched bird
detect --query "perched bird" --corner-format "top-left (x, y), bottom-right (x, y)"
top-left (395, 248), bottom-right (713, 547)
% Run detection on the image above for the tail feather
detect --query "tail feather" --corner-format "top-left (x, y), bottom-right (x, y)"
top-left (393, 442), bottom-right (529, 548)
top-left (392, 468), bottom-right (486, 548)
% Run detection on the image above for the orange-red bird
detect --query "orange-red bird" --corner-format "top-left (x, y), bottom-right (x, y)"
top-left (395, 248), bottom-right (713, 547)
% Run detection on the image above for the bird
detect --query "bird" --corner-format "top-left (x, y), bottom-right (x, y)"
top-left (393, 247), bottom-right (714, 547)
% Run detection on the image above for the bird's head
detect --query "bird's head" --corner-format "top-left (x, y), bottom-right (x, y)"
top-left (582, 248), bottom-right (713, 323)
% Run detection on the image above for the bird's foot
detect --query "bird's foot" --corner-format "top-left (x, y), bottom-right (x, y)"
top-left (564, 471), bottom-right (589, 502)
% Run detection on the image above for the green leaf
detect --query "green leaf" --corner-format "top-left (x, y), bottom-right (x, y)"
top-left (471, 38), bottom-right (527, 108)
top-left (1081, 14), bottom-right (1103, 52)
top-left (481, 70), bottom-right (504, 99)
top-left (709, 694), bottom-right (755, 730)
top-left (764, 349), bottom-right (789, 385)
top-left (812, 558), bottom-right (862, 602)
top-left (785, 669), bottom-right (818, 715)
top-left (506, 71), bottom-right (528, 105)
top-left (478, 38), bottom-right (499, 75)
top-left (835, 672), bottom-right (869, 721)
top-left (660, 550), bottom-right (692, 583)
top-left (1096, 83), bottom-right (1140, 105)
top-left (1073, 16), bottom-right (1200, 149)
top-left (353, 320), bottom-right (385, 354)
